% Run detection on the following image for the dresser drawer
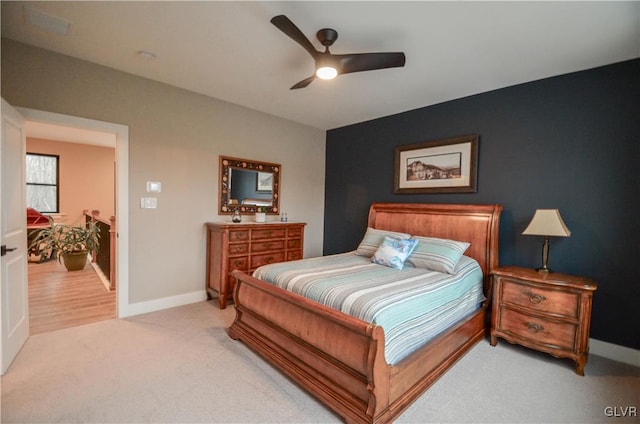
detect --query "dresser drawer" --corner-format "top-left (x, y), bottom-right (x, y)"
top-left (499, 307), bottom-right (576, 350)
top-left (228, 243), bottom-right (249, 255)
top-left (287, 250), bottom-right (303, 261)
top-left (501, 279), bottom-right (579, 318)
top-left (251, 252), bottom-right (286, 268)
top-left (252, 228), bottom-right (286, 240)
top-left (288, 227), bottom-right (303, 238)
top-left (251, 240), bottom-right (285, 253)
top-left (287, 239), bottom-right (302, 249)
top-left (229, 230), bottom-right (250, 242)
top-left (228, 256), bottom-right (249, 271)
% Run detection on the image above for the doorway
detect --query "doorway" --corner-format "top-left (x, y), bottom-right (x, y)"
top-left (26, 132), bottom-right (116, 333)
top-left (17, 108), bottom-right (130, 322)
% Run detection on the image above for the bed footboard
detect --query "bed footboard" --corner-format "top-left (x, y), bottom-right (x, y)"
top-left (228, 270), bottom-right (390, 423)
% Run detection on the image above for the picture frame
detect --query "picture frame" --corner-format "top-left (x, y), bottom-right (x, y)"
top-left (394, 134), bottom-right (478, 194)
top-left (256, 171), bottom-right (273, 192)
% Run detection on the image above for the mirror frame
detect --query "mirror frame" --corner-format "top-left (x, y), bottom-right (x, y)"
top-left (218, 155), bottom-right (280, 215)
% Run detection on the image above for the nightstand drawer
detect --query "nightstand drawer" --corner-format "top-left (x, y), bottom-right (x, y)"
top-left (499, 307), bottom-right (576, 350)
top-left (502, 279), bottom-right (579, 318)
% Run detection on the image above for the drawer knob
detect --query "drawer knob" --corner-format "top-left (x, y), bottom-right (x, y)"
top-left (524, 322), bottom-right (545, 333)
top-left (525, 291), bottom-right (547, 304)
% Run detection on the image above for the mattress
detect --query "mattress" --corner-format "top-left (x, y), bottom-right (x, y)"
top-left (252, 252), bottom-right (485, 365)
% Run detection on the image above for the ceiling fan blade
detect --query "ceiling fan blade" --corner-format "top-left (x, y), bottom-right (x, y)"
top-left (290, 75), bottom-right (316, 90)
top-left (336, 52), bottom-right (406, 75)
top-left (271, 15), bottom-right (318, 59)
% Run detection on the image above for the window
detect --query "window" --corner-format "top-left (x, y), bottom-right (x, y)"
top-left (26, 153), bottom-right (59, 213)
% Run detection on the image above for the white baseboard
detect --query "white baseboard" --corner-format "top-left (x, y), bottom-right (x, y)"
top-left (120, 290), bottom-right (208, 318)
top-left (590, 338), bottom-right (639, 367)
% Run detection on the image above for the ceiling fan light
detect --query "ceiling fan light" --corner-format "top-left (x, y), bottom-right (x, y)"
top-left (316, 66), bottom-right (338, 80)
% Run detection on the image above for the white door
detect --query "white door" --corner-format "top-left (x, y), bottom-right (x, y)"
top-left (0, 98), bottom-right (29, 374)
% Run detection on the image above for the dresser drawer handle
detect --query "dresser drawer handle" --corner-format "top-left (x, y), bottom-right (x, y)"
top-left (266, 242), bottom-right (273, 248)
top-left (525, 291), bottom-right (547, 304)
top-left (266, 230), bottom-right (273, 237)
top-left (233, 260), bottom-right (244, 267)
top-left (265, 256), bottom-right (274, 263)
top-left (524, 322), bottom-right (545, 333)
top-left (234, 246), bottom-right (244, 252)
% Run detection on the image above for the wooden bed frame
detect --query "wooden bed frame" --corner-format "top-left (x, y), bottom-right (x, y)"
top-left (228, 203), bottom-right (502, 423)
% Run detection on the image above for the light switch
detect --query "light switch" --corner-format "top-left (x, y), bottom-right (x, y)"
top-left (140, 197), bottom-right (158, 209)
top-left (146, 181), bottom-right (162, 192)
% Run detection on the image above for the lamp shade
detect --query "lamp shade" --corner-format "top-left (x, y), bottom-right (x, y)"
top-left (522, 209), bottom-right (571, 237)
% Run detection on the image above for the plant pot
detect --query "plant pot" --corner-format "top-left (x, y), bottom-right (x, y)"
top-left (62, 252), bottom-right (88, 271)
top-left (255, 212), bottom-right (266, 223)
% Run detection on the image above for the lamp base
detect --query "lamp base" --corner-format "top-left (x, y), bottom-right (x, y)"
top-left (536, 267), bottom-right (550, 275)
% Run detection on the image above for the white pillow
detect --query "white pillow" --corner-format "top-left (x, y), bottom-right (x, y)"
top-left (355, 227), bottom-right (411, 257)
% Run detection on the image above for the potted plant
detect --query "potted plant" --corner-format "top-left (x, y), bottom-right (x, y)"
top-left (29, 217), bottom-right (100, 271)
top-left (255, 206), bottom-right (267, 223)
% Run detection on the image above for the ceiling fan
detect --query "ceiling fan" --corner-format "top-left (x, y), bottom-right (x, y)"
top-left (270, 15), bottom-right (406, 89)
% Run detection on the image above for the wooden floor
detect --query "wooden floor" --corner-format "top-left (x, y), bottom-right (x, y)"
top-left (28, 258), bottom-right (116, 335)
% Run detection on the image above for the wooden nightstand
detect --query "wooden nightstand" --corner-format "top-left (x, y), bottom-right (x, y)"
top-left (490, 266), bottom-right (597, 375)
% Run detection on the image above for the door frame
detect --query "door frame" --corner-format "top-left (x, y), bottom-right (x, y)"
top-left (18, 108), bottom-right (130, 317)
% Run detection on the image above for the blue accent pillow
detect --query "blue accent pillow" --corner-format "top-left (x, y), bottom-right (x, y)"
top-left (371, 236), bottom-right (419, 270)
top-left (406, 236), bottom-right (470, 274)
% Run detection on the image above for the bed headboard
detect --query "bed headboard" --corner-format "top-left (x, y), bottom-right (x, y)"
top-left (368, 203), bottom-right (502, 287)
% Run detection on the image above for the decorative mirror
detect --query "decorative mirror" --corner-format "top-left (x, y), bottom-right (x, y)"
top-left (219, 156), bottom-right (280, 215)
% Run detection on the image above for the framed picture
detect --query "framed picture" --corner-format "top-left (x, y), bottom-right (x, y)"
top-left (256, 171), bottom-right (273, 192)
top-left (394, 134), bottom-right (478, 194)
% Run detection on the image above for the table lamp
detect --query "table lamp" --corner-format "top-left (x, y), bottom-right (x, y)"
top-left (522, 209), bottom-right (571, 274)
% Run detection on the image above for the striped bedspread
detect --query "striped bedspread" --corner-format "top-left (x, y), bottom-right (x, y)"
top-left (252, 252), bottom-right (485, 365)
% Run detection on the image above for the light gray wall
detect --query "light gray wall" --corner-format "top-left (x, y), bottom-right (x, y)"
top-left (2, 39), bottom-right (326, 304)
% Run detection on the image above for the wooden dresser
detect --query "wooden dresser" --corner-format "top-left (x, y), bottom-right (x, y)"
top-left (205, 221), bottom-right (306, 309)
top-left (490, 266), bottom-right (597, 375)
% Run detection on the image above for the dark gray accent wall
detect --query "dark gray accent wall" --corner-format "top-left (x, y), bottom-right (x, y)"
top-left (325, 59), bottom-right (639, 349)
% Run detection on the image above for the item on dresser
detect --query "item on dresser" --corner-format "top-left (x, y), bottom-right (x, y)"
top-left (231, 208), bottom-right (242, 223)
top-left (205, 221), bottom-right (305, 309)
top-left (229, 202), bottom-right (502, 423)
top-left (490, 266), bottom-right (597, 376)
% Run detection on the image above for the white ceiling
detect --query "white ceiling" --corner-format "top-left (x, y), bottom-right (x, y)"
top-left (2, 1), bottom-right (639, 131)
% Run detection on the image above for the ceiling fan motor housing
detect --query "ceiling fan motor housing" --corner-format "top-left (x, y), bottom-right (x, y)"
top-left (317, 28), bottom-right (338, 48)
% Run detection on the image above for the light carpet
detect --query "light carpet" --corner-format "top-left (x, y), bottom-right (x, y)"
top-left (1, 300), bottom-right (638, 423)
